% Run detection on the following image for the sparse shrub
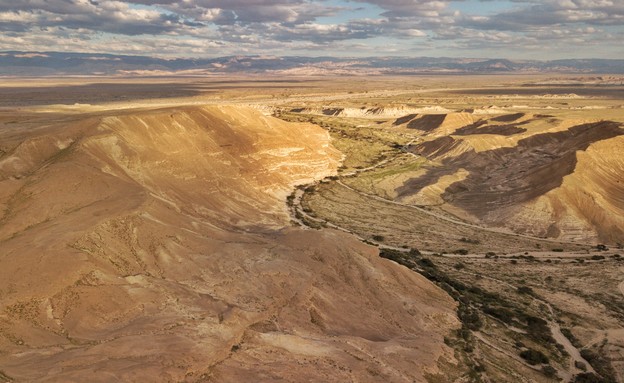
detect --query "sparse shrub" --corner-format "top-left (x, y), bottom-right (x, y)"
top-left (519, 349), bottom-right (549, 365)
top-left (418, 258), bottom-right (436, 269)
top-left (379, 248), bottom-right (413, 267)
top-left (483, 305), bottom-right (515, 324)
top-left (454, 249), bottom-right (469, 255)
top-left (574, 372), bottom-right (606, 383)
top-left (596, 244), bottom-right (608, 251)
top-left (541, 365), bottom-right (557, 377)
top-left (458, 306), bottom-right (482, 331)
top-left (525, 316), bottom-right (555, 344)
top-left (460, 237), bottom-right (481, 245)
top-left (458, 326), bottom-right (471, 341)
top-left (473, 363), bottom-right (486, 373)
top-left (574, 361), bottom-right (587, 371)
top-left (510, 259), bottom-right (518, 264)
top-left (552, 248), bottom-right (564, 252)
top-left (560, 328), bottom-right (581, 347)
top-left (590, 255), bottom-right (605, 261)
top-left (580, 349), bottom-right (617, 382)
top-left (372, 235), bottom-right (385, 242)
top-left (517, 286), bottom-right (534, 295)
top-left (453, 262), bottom-right (465, 270)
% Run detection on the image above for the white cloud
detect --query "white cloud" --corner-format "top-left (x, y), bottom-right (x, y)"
top-left (0, 0), bottom-right (621, 59)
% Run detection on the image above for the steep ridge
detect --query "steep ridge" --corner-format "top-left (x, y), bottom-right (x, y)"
top-left (398, 120), bottom-right (624, 243)
top-left (509, 135), bottom-right (624, 242)
top-left (0, 106), bottom-right (458, 382)
top-left (291, 105), bottom-right (452, 119)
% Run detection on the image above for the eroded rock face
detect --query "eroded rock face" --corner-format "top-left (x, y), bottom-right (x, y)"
top-left (399, 118), bottom-right (624, 243)
top-left (0, 106), bottom-right (457, 382)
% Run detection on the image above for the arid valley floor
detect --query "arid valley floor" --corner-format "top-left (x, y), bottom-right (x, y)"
top-left (0, 75), bottom-right (623, 382)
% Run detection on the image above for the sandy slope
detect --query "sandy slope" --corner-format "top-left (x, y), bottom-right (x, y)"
top-left (398, 114), bottom-right (624, 244)
top-left (0, 105), bottom-right (457, 382)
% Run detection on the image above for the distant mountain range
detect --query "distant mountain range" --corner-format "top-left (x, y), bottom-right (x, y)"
top-left (1, 51), bottom-right (623, 76)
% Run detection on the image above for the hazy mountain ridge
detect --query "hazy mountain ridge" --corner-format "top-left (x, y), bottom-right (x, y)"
top-left (2, 51), bottom-right (624, 76)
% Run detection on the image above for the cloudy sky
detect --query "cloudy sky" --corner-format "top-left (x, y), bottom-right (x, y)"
top-left (0, 0), bottom-right (622, 59)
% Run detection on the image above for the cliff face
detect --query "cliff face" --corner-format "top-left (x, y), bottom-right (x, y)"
top-left (0, 106), bottom-right (457, 382)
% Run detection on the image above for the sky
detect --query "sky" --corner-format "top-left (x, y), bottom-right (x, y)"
top-left (0, 0), bottom-right (622, 59)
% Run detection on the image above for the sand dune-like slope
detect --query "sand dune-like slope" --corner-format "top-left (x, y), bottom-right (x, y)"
top-left (0, 106), bottom-right (457, 382)
top-left (399, 118), bottom-right (624, 243)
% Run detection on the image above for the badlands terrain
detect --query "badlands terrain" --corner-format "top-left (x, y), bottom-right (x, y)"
top-left (0, 75), bottom-right (623, 382)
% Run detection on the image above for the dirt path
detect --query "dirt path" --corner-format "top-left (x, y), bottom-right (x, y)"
top-left (549, 317), bottom-right (594, 378)
top-left (472, 332), bottom-right (541, 382)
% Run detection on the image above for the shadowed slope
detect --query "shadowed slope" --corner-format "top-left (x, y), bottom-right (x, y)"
top-left (399, 121), bottom-right (624, 242)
